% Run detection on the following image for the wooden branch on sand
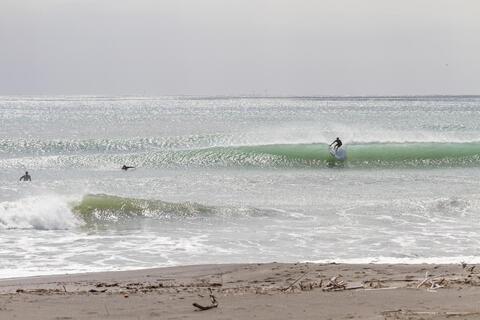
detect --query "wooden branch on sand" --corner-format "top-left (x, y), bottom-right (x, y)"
top-left (282, 272), bottom-right (310, 292)
top-left (323, 276), bottom-right (346, 292)
top-left (382, 309), bottom-right (480, 317)
top-left (416, 272), bottom-right (445, 291)
top-left (192, 303), bottom-right (217, 311)
top-left (193, 288), bottom-right (218, 311)
top-left (461, 261), bottom-right (476, 273)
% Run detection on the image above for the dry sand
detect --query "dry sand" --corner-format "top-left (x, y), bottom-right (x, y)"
top-left (1, 262), bottom-right (480, 319)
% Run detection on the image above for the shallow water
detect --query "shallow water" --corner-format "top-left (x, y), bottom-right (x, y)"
top-left (1, 96), bottom-right (480, 278)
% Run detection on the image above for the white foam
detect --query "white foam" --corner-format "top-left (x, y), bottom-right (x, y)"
top-left (0, 195), bottom-right (81, 230)
top-left (306, 256), bottom-right (480, 265)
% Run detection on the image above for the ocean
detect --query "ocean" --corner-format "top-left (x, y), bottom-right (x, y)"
top-left (1, 95), bottom-right (480, 278)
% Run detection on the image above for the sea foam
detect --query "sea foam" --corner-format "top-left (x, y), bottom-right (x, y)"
top-left (0, 195), bottom-right (81, 230)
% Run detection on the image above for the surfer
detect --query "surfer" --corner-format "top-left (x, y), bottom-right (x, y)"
top-left (122, 165), bottom-right (135, 171)
top-left (330, 137), bottom-right (342, 151)
top-left (19, 171), bottom-right (31, 181)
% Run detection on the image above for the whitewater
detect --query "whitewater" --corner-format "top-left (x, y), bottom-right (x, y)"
top-left (1, 95), bottom-right (480, 278)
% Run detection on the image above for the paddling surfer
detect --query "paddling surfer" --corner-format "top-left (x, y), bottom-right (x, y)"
top-left (330, 137), bottom-right (342, 151)
top-left (122, 165), bottom-right (135, 171)
top-left (19, 171), bottom-right (31, 181)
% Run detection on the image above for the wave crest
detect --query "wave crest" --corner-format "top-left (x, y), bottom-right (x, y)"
top-left (0, 195), bottom-right (80, 230)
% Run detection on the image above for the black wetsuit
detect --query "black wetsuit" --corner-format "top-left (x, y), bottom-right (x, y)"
top-left (19, 172), bottom-right (31, 181)
top-left (331, 139), bottom-right (342, 151)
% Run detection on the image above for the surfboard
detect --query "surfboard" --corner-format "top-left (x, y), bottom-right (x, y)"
top-left (329, 146), bottom-right (347, 160)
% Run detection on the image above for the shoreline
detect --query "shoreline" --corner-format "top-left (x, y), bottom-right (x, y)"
top-left (2, 262), bottom-right (480, 319)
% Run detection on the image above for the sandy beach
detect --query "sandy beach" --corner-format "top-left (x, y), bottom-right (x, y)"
top-left (1, 262), bottom-right (480, 319)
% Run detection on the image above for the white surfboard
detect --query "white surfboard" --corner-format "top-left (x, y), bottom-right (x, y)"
top-left (329, 146), bottom-right (347, 160)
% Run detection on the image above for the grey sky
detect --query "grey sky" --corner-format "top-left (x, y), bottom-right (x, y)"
top-left (1, 0), bottom-right (479, 95)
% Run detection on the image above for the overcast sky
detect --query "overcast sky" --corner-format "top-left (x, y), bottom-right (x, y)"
top-left (1, 0), bottom-right (479, 96)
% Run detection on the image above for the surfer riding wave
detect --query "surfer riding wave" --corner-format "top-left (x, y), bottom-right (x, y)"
top-left (330, 137), bottom-right (342, 151)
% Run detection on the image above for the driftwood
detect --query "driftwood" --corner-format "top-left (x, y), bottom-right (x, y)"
top-left (299, 279), bottom-right (323, 291)
top-left (382, 309), bottom-right (480, 317)
top-left (416, 272), bottom-right (445, 291)
top-left (344, 285), bottom-right (364, 291)
top-left (461, 262), bottom-right (476, 273)
top-left (364, 279), bottom-right (417, 283)
top-left (193, 288), bottom-right (218, 311)
top-left (282, 272), bottom-right (310, 292)
top-left (192, 303), bottom-right (217, 311)
top-left (364, 287), bottom-right (399, 291)
top-left (323, 276), bottom-right (346, 292)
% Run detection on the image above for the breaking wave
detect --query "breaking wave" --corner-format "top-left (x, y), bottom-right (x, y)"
top-left (0, 194), bottom-right (272, 230)
top-left (0, 194), bottom-right (212, 230)
top-left (0, 195), bottom-right (80, 230)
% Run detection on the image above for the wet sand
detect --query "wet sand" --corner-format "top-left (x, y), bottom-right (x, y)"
top-left (1, 262), bottom-right (480, 319)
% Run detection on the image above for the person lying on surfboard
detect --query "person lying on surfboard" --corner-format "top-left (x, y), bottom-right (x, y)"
top-left (330, 137), bottom-right (342, 151)
top-left (121, 165), bottom-right (135, 171)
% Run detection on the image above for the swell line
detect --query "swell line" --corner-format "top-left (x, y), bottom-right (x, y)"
top-left (1, 142), bottom-right (479, 169)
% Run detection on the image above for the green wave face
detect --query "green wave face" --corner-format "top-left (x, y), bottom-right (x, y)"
top-left (164, 142), bottom-right (480, 168)
top-left (72, 194), bottom-right (213, 223)
top-left (221, 143), bottom-right (480, 168)
top-left (332, 143), bottom-right (480, 167)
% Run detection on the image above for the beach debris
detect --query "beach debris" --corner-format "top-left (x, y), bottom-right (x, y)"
top-left (461, 262), bottom-right (476, 274)
top-left (255, 287), bottom-right (270, 294)
top-left (193, 288), bottom-right (218, 311)
top-left (344, 284), bottom-right (364, 291)
top-left (416, 272), bottom-right (445, 291)
top-left (323, 276), bottom-right (346, 292)
top-left (282, 272), bottom-right (311, 292)
top-left (363, 279), bottom-right (387, 289)
top-left (382, 309), bottom-right (480, 318)
top-left (299, 280), bottom-right (319, 291)
top-left (124, 293), bottom-right (129, 298)
top-left (363, 286), bottom-right (399, 291)
top-left (198, 279), bottom-right (222, 287)
top-left (95, 282), bottom-right (119, 287)
top-left (89, 289), bottom-right (107, 293)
